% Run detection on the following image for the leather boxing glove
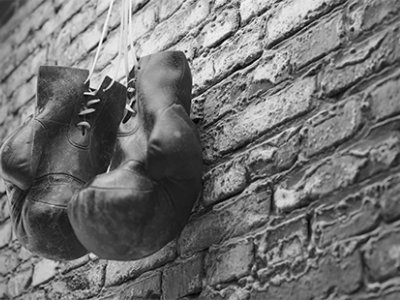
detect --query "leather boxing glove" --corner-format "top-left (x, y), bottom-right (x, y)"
top-left (0, 66), bottom-right (126, 260)
top-left (68, 51), bottom-right (203, 260)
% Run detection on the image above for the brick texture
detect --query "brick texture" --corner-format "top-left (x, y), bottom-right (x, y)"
top-left (1, 0), bottom-right (400, 299)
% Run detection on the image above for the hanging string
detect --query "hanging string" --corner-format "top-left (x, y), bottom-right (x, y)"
top-left (84, 0), bottom-right (138, 93)
top-left (123, 0), bottom-right (130, 86)
top-left (123, 0), bottom-right (136, 115)
top-left (128, 0), bottom-right (138, 68)
top-left (103, 0), bottom-right (126, 91)
top-left (85, 0), bottom-right (115, 85)
top-left (126, 0), bottom-right (137, 109)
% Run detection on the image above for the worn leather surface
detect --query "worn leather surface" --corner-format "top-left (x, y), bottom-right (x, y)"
top-left (69, 51), bottom-right (203, 260)
top-left (0, 66), bottom-right (126, 260)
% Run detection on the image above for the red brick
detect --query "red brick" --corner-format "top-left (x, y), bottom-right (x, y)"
top-left (363, 230), bottom-right (400, 282)
top-left (0, 42), bottom-right (13, 66)
top-left (18, 247), bottom-right (35, 262)
top-left (46, 261), bottom-right (106, 300)
top-left (32, 259), bottom-right (59, 287)
top-left (199, 285), bottom-right (250, 300)
top-left (55, 0), bottom-right (87, 28)
top-left (0, 220), bottom-right (12, 248)
top-left (304, 97), bottom-right (364, 157)
top-left (367, 74), bottom-right (400, 121)
top-left (159, 0), bottom-right (185, 21)
top-left (3, 59), bottom-right (36, 99)
top-left (10, 1), bottom-right (54, 47)
top-left (119, 271), bottom-right (161, 300)
top-left (130, 2), bottom-right (159, 41)
top-left (239, 0), bottom-right (276, 24)
top-left (345, 0), bottom-right (400, 38)
top-left (206, 238), bottom-right (253, 286)
top-left (275, 122), bottom-right (400, 213)
top-left (138, 0), bottom-right (211, 54)
top-left (94, 30), bottom-right (119, 72)
top-left (61, 25), bottom-right (102, 66)
top-left (203, 158), bottom-right (248, 206)
top-left (192, 68), bottom-right (250, 126)
top-left (162, 253), bottom-right (204, 299)
top-left (302, 155), bottom-right (367, 198)
top-left (0, 249), bottom-right (19, 275)
top-left (59, 4), bottom-right (96, 41)
top-left (0, 280), bottom-right (8, 300)
top-left (192, 17), bottom-right (264, 94)
top-left (198, 8), bottom-right (239, 49)
top-left (0, 195), bottom-right (10, 223)
top-left (0, 0), bottom-right (44, 43)
top-left (250, 251), bottom-right (362, 300)
top-left (379, 174), bottom-right (400, 222)
top-left (179, 181), bottom-right (271, 256)
top-left (349, 125), bottom-right (400, 181)
top-left (282, 12), bottom-right (344, 69)
top-left (274, 155), bottom-right (367, 212)
top-left (251, 50), bottom-right (291, 88)
top-left (265, 0), bottom-right (346, 47)
top-left (7, 266), bottom-right (33, 298)
top-left (320, 26), bottom-right (400, 96)
top-left (202, 77), bottom-right (315, 161)
top-left (15, 290), bottom-right (46, 300)
top-left (313, 184), bottom-right (381, 248)
top-left (353, 290), bottom-right (400, 300)
top-left (10, 77), bottom-right (36, 113)
top-left (246, 126), bottom-right (302, 179)
top-left (60, 255), bottom-right (90, 274)
top-left (105, 241), bottom-right (176, 286)
top-left (255, 215), bottom-right (308, 269)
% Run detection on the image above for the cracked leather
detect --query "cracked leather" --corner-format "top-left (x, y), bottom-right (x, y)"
top-left (68, 51), bottom-right (203, 260)
top-left (0, 66), bottom-right (126, 260)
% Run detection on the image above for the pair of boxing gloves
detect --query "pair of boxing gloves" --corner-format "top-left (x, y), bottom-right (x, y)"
top-left (0, 51), bottom-right (203, 261)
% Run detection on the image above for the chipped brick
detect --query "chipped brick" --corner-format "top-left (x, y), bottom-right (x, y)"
top-left (32, 259), bottom-right (59, 287)
top-left (256, 215), bottom-right (308, 269)
top-left (203, 159), bottom-right (248, 206)
top-left (313, 185), bottom-right (381, 248)
top-left (202, 77), bottom-right (314, 161)
top-left (0, 220), bottom-right (12, 249)
top-left (139, 0), bottom-right (211, 54)
top-left (179, 181), bottom-right (271, 256)
top-left (199, 8), bottom-right (239, 49)
top-left (192, 17), bottom-right (264, 93)
top-left (7, 267), bottom-right (32, 298)
top-left (120, 271), bottom-right (161, 300)
top-left (162, 253), bottom-right (203, 299)
top-left (239, 0), bottom-right (275, 24)
top-left (246, 126), bottom-right (302, 179)
top-left (265, 0), bottom-right (345, 47)
top-left (368, 74), bottom-right (400, 121)
top-left (274, 155), bottom-right (367, 212)
top-left (0, 249), bottom-right (20, 275)
top-left (46, 261), bottom-right (106, 300)
top-left (251, 251), bottom-right (362, 300)
top-left (363, 230), bottom-right (400, 282)
top-left (206, 239), bottom-right (253, 286)
top-left (320, 27), bottom-right (400, 96)
top-left (105, 241), bottom-right (176, 286)
top-left (345, 0), bottom-right (400, 38)
top-left (304, 98), bottom-right (363, 157)
top-left (284, 12), bottom-right (344, 69)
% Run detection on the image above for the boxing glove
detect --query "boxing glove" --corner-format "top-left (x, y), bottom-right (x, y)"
top-left (68, 51), bottom-right (203, 260)
top-left (0, 66), bottom-right (126, 260)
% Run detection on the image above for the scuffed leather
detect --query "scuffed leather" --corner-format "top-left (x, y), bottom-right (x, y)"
top-left (0, 66), bottom-right (126, 260)
top-left (69, 51), bottom-right (203, 260)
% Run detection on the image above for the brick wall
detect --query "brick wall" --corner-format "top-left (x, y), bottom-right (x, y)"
top-left (1, 0), bottom-right (400, 299)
